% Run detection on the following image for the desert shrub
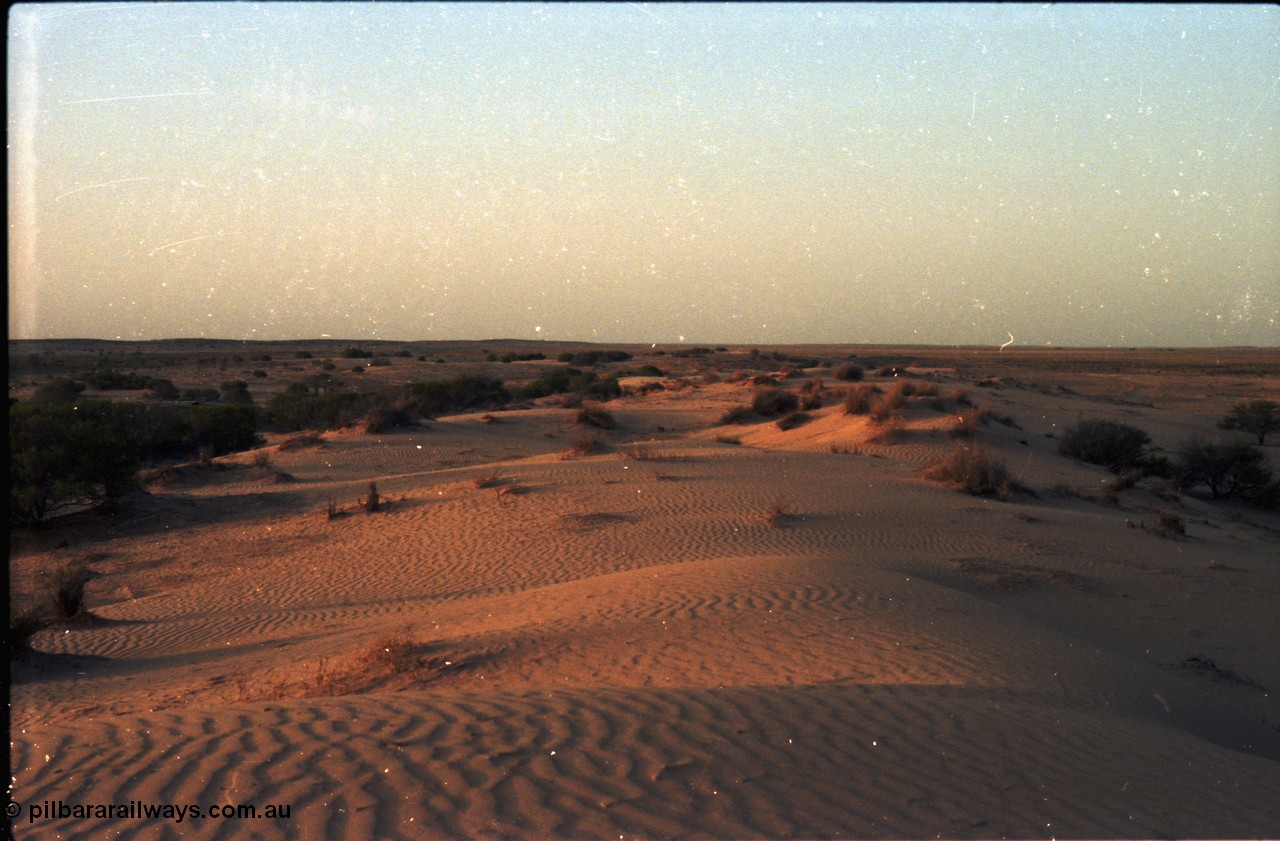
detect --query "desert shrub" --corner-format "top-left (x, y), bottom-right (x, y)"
top-left (266, 383), bottom-right (366, 431)
top-left (799, 378), bottom-right (824, 411)
top-left (923, 445), bottom-right (1014, 499)
top-left (1175, 438), bottom-right (1279, 502)
top-left (146, 379), bottom-right (181, 400)
top-left (361, 404), bottom-right (417, 434)
top-left (80, 369), bottom-right (155, 390)
top-left (1057, 419), bottom-right (1152, 472)
top-left (636, 364), bottom-right (665, 377)
top-left (219, 379), bottom-right (254, 405)
top-left (33, 378), bottom-right (87, 403)
top-left (843, 384), bottom-right (878, 415)
top-left (572, 403), bottom-right (617, 429)
top-left (752, 388), bottom-right (799, 417)
top-left (720, 405), bottom-right (753, 424)
top-left (51, 564), bottom-right (92, 620)
top-left (1217, 399), bottom-right (1280, 446)
top-left (776, 412), bottom-right (811, 431)
top-left (869, 384), bottom-right (909, 424)
top-left (563, 432), bottom-right (602, 459)
top-left (517, 368), bottom-right (617, 401)
top-left (397, 375), bottom-right (509, 417)
top-left (1156, 509), bottom-right (1186, 535)
top-left (184, 404), bottom-right (260, 456)
top-left (365, 630), bottom-right (419, 674)
top-left (832, 363), bottom-right (864, 381)
top-left (341, 347), bottom-right (372, 359)
top-left (950, 388), bottom-right (973, 407)
top-left (760, 499), bottom-right (793, 528)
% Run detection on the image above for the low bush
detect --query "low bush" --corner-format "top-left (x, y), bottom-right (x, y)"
top-left (361, 404), bottom-right (418, 434)
top-left (572, 403), bottom-right (617, 430)
top-left (1057, 419), bottom-right (1152, 473)
top-left (720, 405), bottom-right (753, 425)
top-left (776, 412), bottom-right (812, 431)
top-left (752, 388), bottom-right (799, 417)
top-left (832, 363), bottom-right (864, 381)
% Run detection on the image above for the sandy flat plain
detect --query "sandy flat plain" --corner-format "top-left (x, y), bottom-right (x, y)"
top-left (9, 341), bottom-right (1280, 840)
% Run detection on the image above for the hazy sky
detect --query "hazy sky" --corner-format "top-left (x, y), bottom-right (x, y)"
top-left (9, 3), bottom-right (1279, 346)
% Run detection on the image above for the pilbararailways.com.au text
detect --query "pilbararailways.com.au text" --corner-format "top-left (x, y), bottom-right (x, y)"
top-left (24, 799), bottom-right (291, 824)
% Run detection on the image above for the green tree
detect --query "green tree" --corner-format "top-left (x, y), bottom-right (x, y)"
top-left (10, 401), bottom-right (140, 526)
top-left (1175, 438), bottom-right (1278, 503)
top-left (1218, 399), bottom-right (1280, 446)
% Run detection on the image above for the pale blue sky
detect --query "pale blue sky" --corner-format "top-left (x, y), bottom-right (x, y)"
top-left (9, 3), bottom-right (1279, 345)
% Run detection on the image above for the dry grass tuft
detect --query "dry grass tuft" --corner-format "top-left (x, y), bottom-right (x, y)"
top-left (361, 481), bottom-right (381, 512)
top-left (472, 472), bottom-right (504, 489)
top-left (869, 382), bottom-right (910, 423)
top-left (562, 432), bottom-right (602, 459)
top-left (843, 384), bottom-right (879, 415)
top-left (364, 629), bottom-right (421, 675)
top-left (572, 402), bottom-right (617, 429)
top-left (923, 445), bottom-right (1014, 500)
top-left (50, 563), bottom-right (92, 621)
top-left (760, 498), bottom-right (795, 528)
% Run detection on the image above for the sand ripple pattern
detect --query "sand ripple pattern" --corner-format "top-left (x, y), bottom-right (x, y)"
top-left (13, 683), bottom-right (1280, 841)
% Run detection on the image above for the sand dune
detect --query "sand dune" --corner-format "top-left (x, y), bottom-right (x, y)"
top-left (10, 344), bottom-right (1280, 839)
